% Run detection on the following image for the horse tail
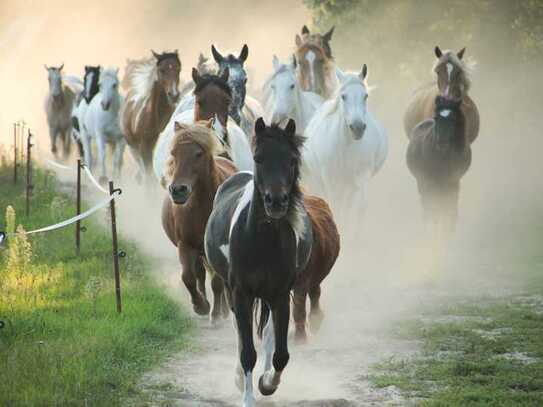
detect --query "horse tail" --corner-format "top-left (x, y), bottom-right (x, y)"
top-left (255, 299), bottom-right (270, 340)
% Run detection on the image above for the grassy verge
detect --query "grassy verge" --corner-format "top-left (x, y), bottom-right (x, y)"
top-left (370, 240), bottom-right (543, 405)
top-left (0, 163), bottom-right (191, 406)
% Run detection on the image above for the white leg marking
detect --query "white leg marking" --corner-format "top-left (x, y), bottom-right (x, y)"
top-left (219, 244), bottom-right (230, 262)
top-left (243, 371), bottom-right (256, 407)
top-left (263, 317), bottom-right (275, 372)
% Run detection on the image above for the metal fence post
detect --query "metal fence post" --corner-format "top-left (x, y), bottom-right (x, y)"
top-left (108, 181), bottom-right (122, 313)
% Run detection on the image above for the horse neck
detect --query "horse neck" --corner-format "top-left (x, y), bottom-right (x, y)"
top-left (150, 81), bottom-right (172, 124)
top-left (191, 159), bottom-right (221, 209)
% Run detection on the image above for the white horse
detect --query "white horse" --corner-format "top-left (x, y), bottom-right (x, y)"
top-left (82, 68), bottom-right (126, 182)
top-left (302, 65), bottom-right (388, 235)
top-left (44, 64), bottom-right (83, 159)
top-left (153, 109), bottom-right (252, 186)
top-left (262, 55), bottom-right (323, 132)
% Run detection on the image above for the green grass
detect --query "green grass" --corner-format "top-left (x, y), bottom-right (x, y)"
top-left (371, 263), bottom-right (543, 405)
top-left (0, 163), bottom-right (192, 406)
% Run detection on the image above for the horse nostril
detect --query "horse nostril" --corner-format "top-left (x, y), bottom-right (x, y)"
top-left (361, 123), bottom-right (367, 132)
top-left (179, 185), bottom-right (188, 193)
top-left (264, 193), bottom-right (273, 205)
top-left (281, 194), bottom-right (289, 205)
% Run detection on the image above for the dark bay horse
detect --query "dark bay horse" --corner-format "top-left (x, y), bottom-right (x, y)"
top-left (120, 50), bottom-right (181, 183)
top-left (404, 46), bottom-right (480, 145)
top-left (407, 96), bottom-right (472, 236)
top-left (161, 121), bottom-right (236, 323)
top-left (205, 118), bottom-right (339, 404)
top-left (294, 25), bottom-right (337, 99)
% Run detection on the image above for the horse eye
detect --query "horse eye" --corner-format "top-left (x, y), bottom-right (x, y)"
top-left (254, 155), bottom-right (263, 164)
top-left (341, 94), bottom-right (346, 101)
top-left (364, 95), bottom-right (368, 101)
top-left (290, 84), bottom-right (295, 90)
top-left (195, 150), bottom-right (203, 159)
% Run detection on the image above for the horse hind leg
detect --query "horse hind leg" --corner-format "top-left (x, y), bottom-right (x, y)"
top-left (210, 270), bottom-right (225, 326)
top-left (292, 287), bottom-right (308, 344)
top-left (309, 284), bottom-right (324, 333)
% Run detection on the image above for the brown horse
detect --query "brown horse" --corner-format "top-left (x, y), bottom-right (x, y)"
top-left (120, 50), bottom-right (181, 183)
top-left (191, 67), bottom-right (231, 128)
top-left (292, 194), bottom-right (340, 343)
top-left (404, 46), bottom-right (480, 144)
top-left (161, 121), bottom-right (236, 323)
top-left (294, 25), bottom-right (337, 99)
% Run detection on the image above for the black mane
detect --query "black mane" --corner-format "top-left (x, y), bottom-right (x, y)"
top-left (194, 73), bottom-right (232, 96)
top-left (155, 52), bottom-right (180, 65)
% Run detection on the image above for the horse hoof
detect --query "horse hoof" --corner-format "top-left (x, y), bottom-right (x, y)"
top-left (258, 374), bottom-right (277, 396)
top-left (310, 310), bottom-right (324, 333)
top-left (193, 299), bottom-right (210, 316)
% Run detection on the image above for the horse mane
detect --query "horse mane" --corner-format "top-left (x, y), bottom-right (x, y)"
top-left (432, 50), bottom-right (476, 92)
top-left (194, 73), bottom-right (232, 97)
top-left (122, 57), bottom-right (157, 103)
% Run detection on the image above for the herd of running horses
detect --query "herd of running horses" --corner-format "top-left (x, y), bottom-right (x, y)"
top-left (43, 25), bottom-right (479, 406)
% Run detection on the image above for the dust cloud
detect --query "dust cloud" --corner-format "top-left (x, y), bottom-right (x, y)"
top-left (2, 0), bottom-right (543, 405)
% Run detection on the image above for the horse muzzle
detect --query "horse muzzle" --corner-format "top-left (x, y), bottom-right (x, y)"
top-left (263, 192), bottom-right (289, 219)
top-left (169, 183), bottom-right (192, 205)
top-left (101, 101), bottom-right (111, 111)
top-left (349, 122), bottom-right (367, 140)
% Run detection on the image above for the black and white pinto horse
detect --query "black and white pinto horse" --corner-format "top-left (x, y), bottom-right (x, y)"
top-left (205, 118), bottom-right (312, 406)
top-left (407, 96), bottom-right (472, 237)
top-left (72, 65), bottom-right (101, 157)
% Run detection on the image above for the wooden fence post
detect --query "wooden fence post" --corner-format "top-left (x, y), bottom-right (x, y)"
top-left (25, 131), bottom-right (33, 217)
top-left (76, 160), bottom-right (82, 255)
top-left (13, 123), bottom-right (17, 185)
top-left (108, 181), bottom-right (122, 313)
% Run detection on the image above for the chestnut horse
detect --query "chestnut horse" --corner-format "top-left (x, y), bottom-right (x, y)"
top-left (294, 25), bottom-right (337, 99)
top-left (205, 118), bottom-right (339, 404)
top-left (404, 46), bottom-right (479, 145)
top-left (120, 51), bottom-right (181, 183)
top-left (407, 96), bottom-right (472, 237)
top-left (162, 121), bottom-right (236, 323)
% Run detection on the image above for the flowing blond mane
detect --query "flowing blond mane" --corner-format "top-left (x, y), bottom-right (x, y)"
top-left (122, 57), bottom-right (157, 104)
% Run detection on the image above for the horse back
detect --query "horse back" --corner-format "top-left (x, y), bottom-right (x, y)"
top-left (298, 194), bottom-right (340, 288)
top-left (215, 157), bottom-right (238, 184)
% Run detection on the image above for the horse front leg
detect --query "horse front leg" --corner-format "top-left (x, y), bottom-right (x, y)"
top-left (210, 269), bottom-right (226, 326)
top-left (233, 289), bottom-right (257, 407)
top-left (50, 127), bottom-right (58, 157)
top-left (80, 127), bottom-right (93, 170)
top-left (178, 246), bottom-right (210, 316)
top-left (113, 138), bottom-right (126, 180)
top-left (259, 293), bottom-right (290, 396)
top-left (62, 128), bottom-right (72, 160)
top-left (95, 132), bottom-right (108, 184)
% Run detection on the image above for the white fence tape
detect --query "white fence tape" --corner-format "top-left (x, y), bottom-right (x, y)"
top-left (44, 158), bottom-right (74, 171)
top-left (43, 158), bottom-right (109, 195)
top-left (82, 164), bottom-right (109, 194)
top-left (0, 190), bottom-right (120, 240)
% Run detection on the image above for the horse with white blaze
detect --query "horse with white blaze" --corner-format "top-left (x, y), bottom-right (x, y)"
top-left (302, 65), bottom-right (388, 237)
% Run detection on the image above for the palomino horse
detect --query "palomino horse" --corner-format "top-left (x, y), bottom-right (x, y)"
top-left (404, 46), bottom-right (479, 144)
top-left (211, 44), bottom-right (264, 136)
top-left (153, 68), bottom-right (252, 185)
top-left (162, 121), bottom-right (236, 323)
top-left (82, 68), bottom-right (126, 182)
top-left (44, 64), bottom-right (82, 159)
top-left (407, 96), bottom-right (472, 236)
top-left (120, 50), bottom-right (181, 183)
top-left (262, 55), bottom-right (324, 133)
top-left (302, 66), bottom-right (388, 239)
top-left (72, 65), bottom-right (101, 157)
top-left (205, 118), bottom-right (339, 406)
top-left (294, 25), bottom-right (337, 99)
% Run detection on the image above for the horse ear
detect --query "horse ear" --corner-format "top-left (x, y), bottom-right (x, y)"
top-left (115, 67), bottom-right (120, 75)
top-left (360, 64), bottom-right (368, 80)
top-left (192, 67), bottom-right (201, 85)
top-left (457, 47), bottom-right (466, 60)
top-left (211, 45), bottom-right (224, 63)
top-left (44, 64), bottom-right (49, 71)
top-left (272, 55), bottom-right (280, 71)
top-left (302, 25), bottom-right (310, 35)
top-left (205, 118), bottom-right (214, 129)
top-left (174, 49), bottom-right (179, 55)
top-left (291, 54), bottom-right (297, 69)
top-left (434, 46), bottom-right (443, 59)
top-left (295, 34), bottom-right (303, 47)
top-left (151, 50), bottom-right (160, 60)
top-left (220, 67), bottom-right (229, 82)
top-left (255, 117), bottom-right (266, 135)
top-left (239, 44), bottom-right (249, 63)
top-left (285, 119), bottom-right (296, 137)
top-left (335, 67), bottom-right (346, 83)
top-left (323, 26), bottom-right (335, 42)
top-left (59, 63), bottom-right (64, 71)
